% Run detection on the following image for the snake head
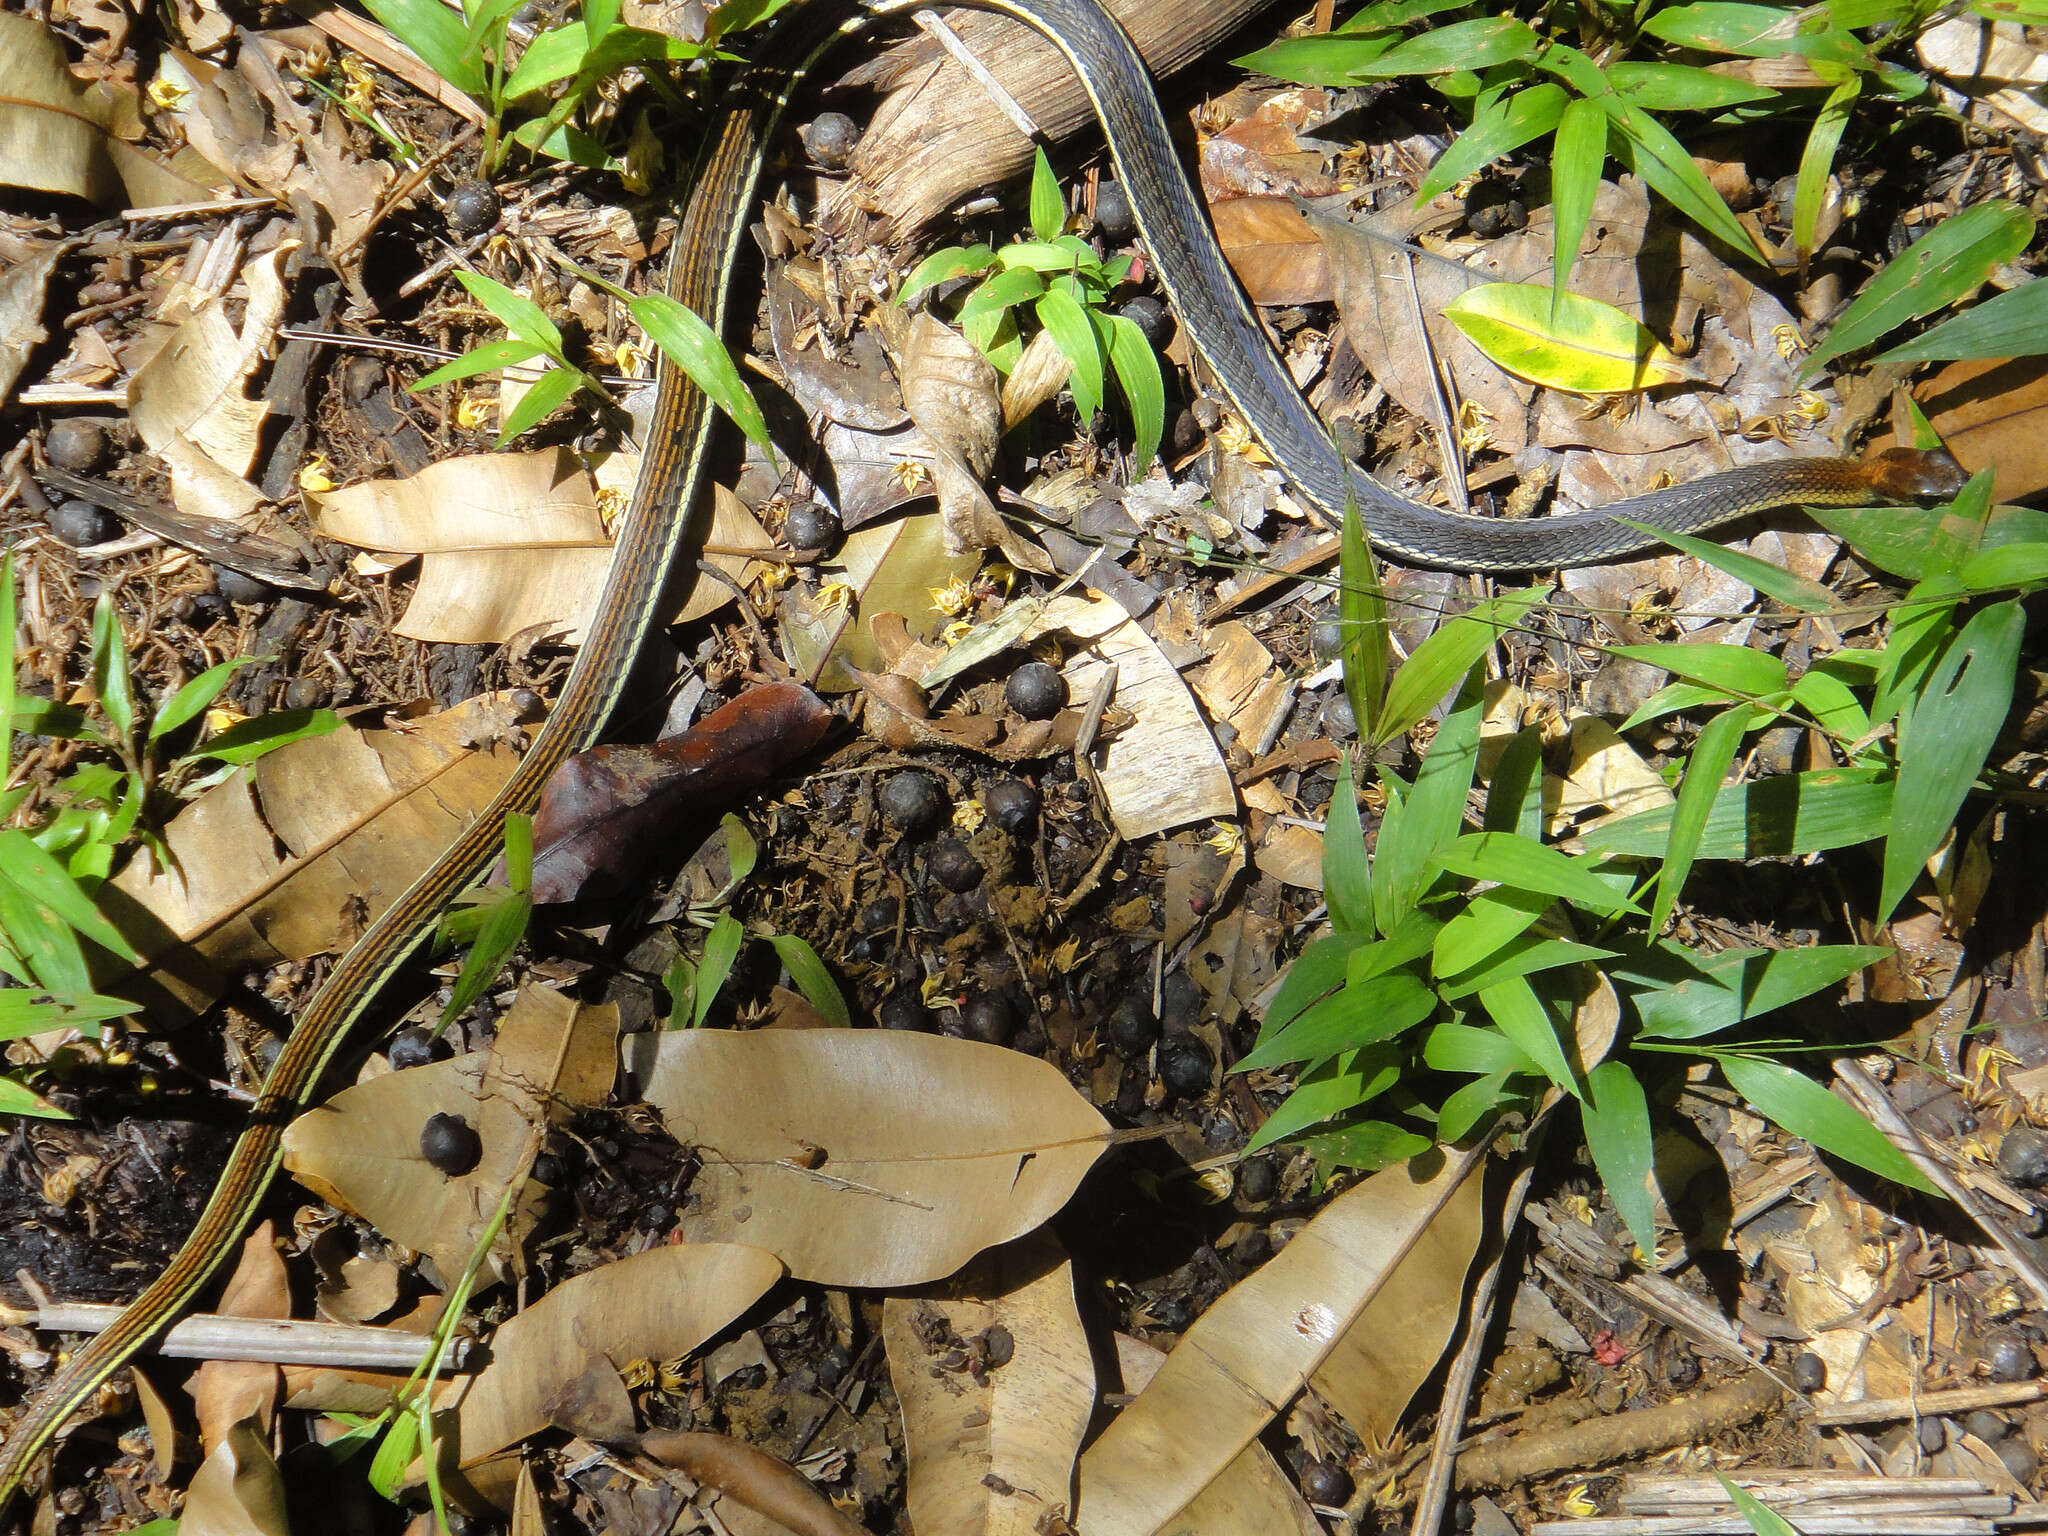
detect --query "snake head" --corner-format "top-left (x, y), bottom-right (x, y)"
top-left (1861, 445), bottom-right (1970, 501)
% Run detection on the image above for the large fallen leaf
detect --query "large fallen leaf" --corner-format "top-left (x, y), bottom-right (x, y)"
top-left (885, 1233), bottom-right (1093, 1536)
top-left (440, 1242), bottom-right (784, 1476)
top-left (189, 1223), bottom-right (288, 1454)
top-left (1213, 196), bottom-right (1333, 306)
top-left (1073, 1148), bottom-right (1484, 1536)
top-left (780, 510), bottom-right (977, 692)
top-left (630, 1029), bottom-right (1109, 1286)
top-left (1115, 1337), bottom-right (1321, 1536)
top-left (177, 1422), bottom-right (289, 1536)
top-left (315, 451), bottom-right (772, 644)
top-left (1027, 593), bottom-right (1237, 839)
top-left (0, 13), bottom-right (121, 203)
top-left (96, 693), bottom-right (530, 1021)
top-left (1443, 283), bottom-right (1700, 395)
top-left (282, 986), bottom-right (615, 1287)
top-left (0, 244), bottom-right (63, 404)
top-left (128, 243), bottom-right (293, 525)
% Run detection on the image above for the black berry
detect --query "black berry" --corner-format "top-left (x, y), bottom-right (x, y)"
top-left (44, 418), bottom-right (108, 472)
top-left (1005, 661), bottom-right (1065, 720)
top-left (1094, 180), bottom-right (1136, 243)
top-left (982, 779), bottom-right (1039, 835)
top-left (445, 180), bottom-right (501, 238)
top-left (880, 771), bottom-right (947, 836)
top-left (1118, 294), bottom-right (1171, 350)
top-left (420, 1112), bottom-right (482, 1175)
top-left (927, 838), bottom-right (983, 892)
top-left (782, 503), bottom-right (841, 554)
top-left (49, 499), bottom-right (114, 547)
top-left (802, 112), bottom-right (860, 169)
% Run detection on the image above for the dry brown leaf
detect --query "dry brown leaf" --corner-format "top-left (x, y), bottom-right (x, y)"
top-left (127, 242), bottom-right (294, 525)
top-left (1026, 594), bottom-right (1237, 840)
top-left (177, 1421), bottom-right (290, 1536)
top-left (779, 511), bottom-right (978, 692)
top-left (281, 985), bottom-right (616, 1287)
top-left (999, 325), bottom-right (1073, 434)
top-left (1074, 1149), bottom-right (1484, 1535)
top-left (98, 693), bottom-right (532, 1022)
top-left (1911, 356), bottom-right (2048, 503)
top-left (1213, 197), bottom-right (1333, 307)
top-left (897, 312), bottom-right (1049, 572)
top-left (1114, 1337), bottom-right (1321, 1536)
top-left (316, 451), bottom-right (769, 642)
top-left (885, 1232), bottom-right (1093, 1536)
top-left (629, 1029), bottom-right (1109, 1286)
top-left (130, 1366), bottom-right (180, 1481)
top-left (439, 1243), bottom-right (785, 1479)
top-left (0, 243), bottom-right (64, 404)
top-left (1917, 16), bottom-right (2048, 134)
top-left (0, 14), bottom-right (123, 204)
top-left (1306, 1162), bottom-right (1485, 1443)
top-left (190, 1223), bottom-right (289, 1454)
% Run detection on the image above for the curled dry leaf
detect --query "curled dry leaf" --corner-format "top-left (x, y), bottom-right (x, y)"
top-left (531, 682), bottom-right (834, 904)
top-left (438, 1243), bottom-right (785, 1483)
top-left (630, 1430), bottom-right (873, 1536)
top-left (767, 262), bottom-right (909, 431)
top-left (897, 311), bottom-right (1050, 572)
top-left (0, 244), bottom-right (64, 404)
top-left (780, 510), bottom-right (978, 692)
top-left (128, 242), bottom-right (295, 526)
top-left (1025, 594), bottom-right (1237, 840)
top-left (999, 326), bottom-right (1074, 433)
top-left (884, 1232), bottom-right (1093, 1536)
top-left (1114, 1336), bottom-right (1320, 1536)
top-left (190, 1222), bottom-right (289, 1455)
top-left (98, 693), bottom-right (532, 1022)
top-left (281, 986), bottom-right (617, 1287)
top-left (176, 1421), bottom-right (290, 1536)
top-left (0, 13), bottom-right (122, 203)
top-left (628, 1029), bottom-right (1110, 1286)
top-left (1074, 1150), bottom-right (1485, 1536)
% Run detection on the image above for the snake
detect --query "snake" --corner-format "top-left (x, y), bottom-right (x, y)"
top-left (0, 0), bottom-right (1961, 1511)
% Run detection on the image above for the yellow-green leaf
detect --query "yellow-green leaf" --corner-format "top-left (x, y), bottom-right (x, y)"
top-left (1442, 284), bottom-right (1699, 395)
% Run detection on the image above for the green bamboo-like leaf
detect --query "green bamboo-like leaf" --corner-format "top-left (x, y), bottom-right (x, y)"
top-left (0, 875), bottom-right (90, 993)
top-left (630, 292), bottom-right (775, 460)
top-left (0, 829), bottom-right (138, 961)
top-left (1651, 704), bottom-right (1753, 935)
top-left (0, 989), bottom-right (137, 1041)
top-left (1377, 585), bottom-right (1548, 745)
top-left (411, 337), bottom-right (550, 392)
top-left (453, 270), bottom-right (564, 353)
top-left (993, 237), bottom-right (1097, 272)
top-left (662, 954), bottom-right (699, 1028)
top-left (1351, 16), bottom-right (1540, 76)
top-left (90, 592), bottom-right (134, 749)
top-left (1875, 276), bottom-right (2048, 363)
top-left (503, 22), bottom-right (589, 96)
top-left (1351, 912), bottom-right (1443, 982)
top-left (1339, 487), bottom-right (1390, 743)
top-left (1869, 584), bottom-right (1963, 728)
top-left (1606, 641), bottom-right (1788, 699)
top-left (959, 265), bottom-right (1046, 323)
top-left (1035, 288), bottom-right (1103, 421)
top-left (1616, 519), bottom-right (1834, 611)
top-left (1425, 1020), bottom-right (1542, 1075)
top-left (1716, 1053), bottom-right (1935, 1192)
top-left (898, 244), bottom-right (998, 304)
top-left (1235, 968), bottom-right (1438, 1070)
top-left (692, 913), bottom-right (745, 1027)
top-left (1958, 541), bottom-right (2048, 592)
top-left (1802, 201), bottom-right (2035, 374)
top-left (1794, 76), bottom-right (1859, 261)
top-left (768, 933), bottom-right (850, 1028)
top-left (1716, 1475), bottom-right (1803, 1536)
top-left (497, 363), bottom-right (588, 444)
top-left (1324, 753), bottom-right (1374, 937)
top-left (1254, 930), bottom-right (1377, 1045)
top-left (1437, 1070), bottom-right (1515, 1143)
top-left (1103, 313), bottom-right (1164, 470)
top-left (362, 0), bottom-right (488, 94)
top-left (1438, 934), bottom-right (1617, 999)
top-left (1584, 1060), bottom-right (1657, 1257)
top-left (1879, 598), bottom-right (2024, 922)
top-left (1548, 97), bottom-right (1607, 310)
top-left (1234, 32), bottom-right (1399, 86)
top-left (148, 655), bottom-right (263, 743)
top-left (438, 886), bottom-right (533, 1029)
top-left (506, 116), bottom-right (617, 171)
top-left (0, 1076), bottom-right (70, 1120)
top-left (1414, 83), bottom-right (1568, 204)
top-left (1624, 941), bottom-right (1890, 1040)
top-left (1029, 148), bottom-right (1065, 243)
top-left (1484, 725), bottom-right (1545, 840)
top-left (1790, 667), bottom-right (1869, 740)
top-left (1478, 975), bottom-right (1580, 1096)
top-left (1603, 61), bottom-right (1779, 109)
top-left (1603, 100), bottom-right (1766, 260)
top-left (1244, 1045), bottom-right (1403, 1152)
top-left (1432, 886), bottom-right (1554, 977)
top-left (1431, 832), bottom-right (1642, 915)
top-left (1581, 766), bottom-right (1893, 861)
top-left (1292, 1118), bottom-right (1433, 1172)
top-left (1374, 671), bottom-right (1484, 921)
top-left (191, 708), bottom-right (342, 766)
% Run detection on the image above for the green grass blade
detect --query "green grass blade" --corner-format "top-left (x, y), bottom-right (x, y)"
top-left (1431, 831), bottom-right (1642, 915)
top-left (630, 292), bottom-right (775, 461)
top-left (1324, 753), bottom-right (1374, 936)
top-left (692, 913), bottom-right (745, 1027)
top-left (1548, 97), bottom-right (1607, 311)
top-left (90, 592), bottom-right (135, 749)
top-left (1875, 275), bottom-right (2048, 363)
top-left (1580, 766), bottom-right (1893, 861)
top-left (1716, 1053), bottom-right (1934, 1192)
top-left (1584, 1060), bottom-right (1656, 1258)
top-left (1339, 486), bottom-right (1390, 745)
top-left (768, 933), bottom-right (850, 1027)
top-left (1035, 288), bottom-right (1103, 420)
top-left (1651, 703), bottom-right (1752, 935)
top-left (1028, 147), bottom-right (1064, 242)
top-left (1377, 585), bottom-right (1548, 745)
top-left (1793, 76), bottom-right (1859, 262)
top-left (1478, 975), bottom-right (1580, 1096)
top-left (1103, 313), bottom-right (1164, 470)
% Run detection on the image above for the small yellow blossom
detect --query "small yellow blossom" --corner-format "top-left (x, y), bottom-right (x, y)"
top-left (817, 578), bottom-right (856, 613)
top-left (1772, 322), bottom-right (1809, 360)
top-left (456, 394), bottom-right (494, 432)
top-left (205, 706), bottom-right (248, 734)
top-left (1561, 1484), bottom-right (1600, 1518)
top-left (339, 57), bottom-right (378, 111)
top-left (622, 113), bottom-right (662, 196)
top-left (613, 340), bottom-right (649, 375)
top-left (928, 575), bottom-right (975, 618)
top-left (941, 618), bottom-right (976, 645)
top-left (1213, 413), bottom-right (1272, 464)
top-left (1791, 391), bottom-right (1829, 424)
top-left (594, 484), bottom-right (627, 532)
top-left (1457, 399), bottom-right (1496, 455)
top-left (1205, 822), bottom-right (1243, 856)
top-left (296, 454), bottom-right (336, 493)
top-left (952, 799), bottom-right (985, 833)
top-left (894, 458), bottom-right (932, 493)
top-left (919, 974), bottom-right (953, 1009)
